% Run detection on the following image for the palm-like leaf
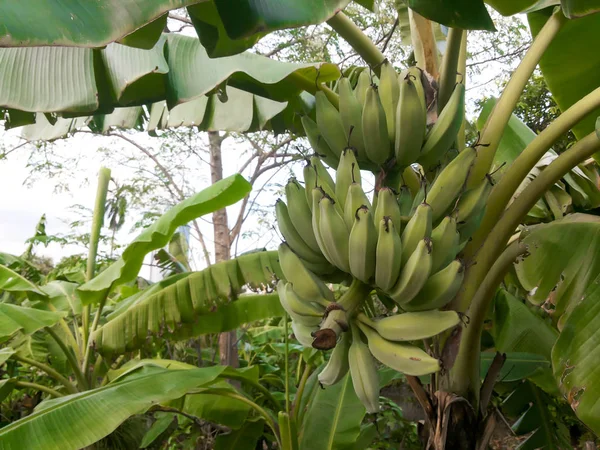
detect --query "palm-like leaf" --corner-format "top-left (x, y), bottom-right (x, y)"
top-left (78, 173), bottom-right (251, 305)
top-left (92, 251), bottom-right (283, 354)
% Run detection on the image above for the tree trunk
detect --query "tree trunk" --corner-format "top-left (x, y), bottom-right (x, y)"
top-left (208, 131), bottom-right (239, 369)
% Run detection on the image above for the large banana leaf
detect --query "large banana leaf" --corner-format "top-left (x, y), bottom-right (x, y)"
top-left (0, 1), bottom-right (202, 48)
top-left (552, 276), bottom-right (600, 435)
top-left (486, 0), bottom-right (598, 17)
top-left (299, 372), bottom-right (366, 450)
top-left (0, 365), bottom-right (229, 450)
top-left (109, 359), bottom-right (260, 429)
top-left (214, 417), bottom-right (266, 450)
top-left (78, 173), bottom-right (251, 305)
top-left (514, 214), bottom-right (600, 324)
top-left (91, 251), bottom-right (283, 354)
top-left (528, 9), bottom-right (600, 139)
top-left (20, 86), bottom-right (289, 141)
top-left (513, 214), bottom-right (600, 434)
top-left (0, 265), bottom-right (46, 297)
top-left (500, 380), bottom-right (571, 449)
top-left (492, 289), bottom-right (559, 393)
top-left (0, 304), bottom-right (66, 342)
top-left (407, 0), bottom-right (495, 30)
top-left (0, 33), bottom-right (339, 117)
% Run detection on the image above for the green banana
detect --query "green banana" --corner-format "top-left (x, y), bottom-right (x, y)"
top-left (303, 161), bottom-right (317, 209)
top-left (400, 202), bottom-right (432, 266)
top-left (348, 205), bottom-right (377, 283)
top-left (301, 115), bottom-right (340, 168)
top-left (374, 187), bottom-right (402, 234)
top-left (291, 320), bottom-right (318, 348)
top-left (277, 280), bottom-right (323, 327)
top-left (356, 321), bottom-right (441, 376)
top-left (354, 69), bottom-right (371, 108)
top-left (278, 242), bottom-right (333, 304)
top-left (455, 175), bottom-right (493, 223)
top-left (418, 83), bottom-right (465, 170)
top-left (349, 323), bottom-right (380, 413)
top-left (319, 195), bottom-right (351, 273)
top-left (426, 146), bottom-right (477, 223)
top-left (389, 239), bottom-right (433, 305)
top-left (285, 178), bottom-right (321, 253)
top-left (430, 216), bottom-right (460, 273)
top-left (344, 182), bottom-right (371, 230)
top-left (276, 200), bottom-right (325, 264)
top-left (318, 331), bottom-right (351, 386)
top-left (335, 149), bottom-right (361, 211)
top-left (379, 61), bottom-right (400, 144)
top-left (402, 259), bottom-right (465, 312)
top-left (310, 156), bottom-right (336, 194)
top-left (374, 217), bottom-right (403, 292)
top-left (400, 67), bottom-right (427, 113)
top-left (395, 73), bottom-right (427, 168)
top-left (362, 86), bottom-right (390, 165)
top-left (338, 77), bottom-right (366, 160)
top-left (356, 310), bottom-right (461, 341)
top-left (282, 280), bottom-right (326, 316)
top-left (316, 91), bottom-right (347, 158)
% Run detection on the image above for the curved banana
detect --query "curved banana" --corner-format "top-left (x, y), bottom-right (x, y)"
top-left (388, 239), bottom-right (433, 305)
top-left (354, 70), bottom-right (371, 108)
top-left (285, 178), bottom-right (321, 252)
top-left (455, 176), bottom-right (493, 223)
top-left (374, 187), bottom-right (402, 235)
top-left (362, 86), bottom-right (390, 165)
top-left (277, 281), bottom-right (323, 327)
top-left (278, 243), bottom-right (333, 304)
top-left (356, 321), bottom-right (441, 376)
top-left (338, 77), bottom-right (366, 160)
top-left (400, 202), bottom-right (432, 266)
top-left (318, 331), bottom-right (351, 386)
top-left (395, 73), bottom-right (426, 168)
top-left (316, 91), bottom-right (346, 158)
top-left (349, 323), bottom-right (380, 413)
top-left (276, 200), bottom-right (325, 264)
top-left (291, 320), bottom-right (318, 348)
top-left (348, 205), bottom-right (377, 283)
top-left (374, 217), bottom-right (402, 292)
top-left (427, 147), bottom-right (477, 224)
top-left (344, 182), bottom-right (371, 230)
top-left (303, 161), bottom-right (317, 209)
top-left (418, 83), bottom-right (465, 170)
top-left (319, 195), bottom-right (351, 273)
top-left (379, 61), bottom-right (400, 144)
top-left (400, 67), bottom-right (427, 113)
top-left (402, 259), bottom-right (465, 312)
top-left (356, 310), bottom-right (461, 341)
top-left (430, 216), bottom-right (460, 273)
top-left (335, 149), bottom-right (361, 211)
top-left (301, 115), bottom-right (340, 168)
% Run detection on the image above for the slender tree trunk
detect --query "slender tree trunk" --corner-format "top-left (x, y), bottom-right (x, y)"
top-left (209, 131), bottom-right (239, 369)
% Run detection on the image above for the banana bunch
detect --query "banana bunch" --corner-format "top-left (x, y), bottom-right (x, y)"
top-left (303, 63), bottom-right (465, 173)
top-left (277, 63), bottom-right (487, 413)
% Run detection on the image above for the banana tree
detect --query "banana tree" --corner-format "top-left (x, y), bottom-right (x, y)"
top-left (3, 0), bottom-right (600, 449)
